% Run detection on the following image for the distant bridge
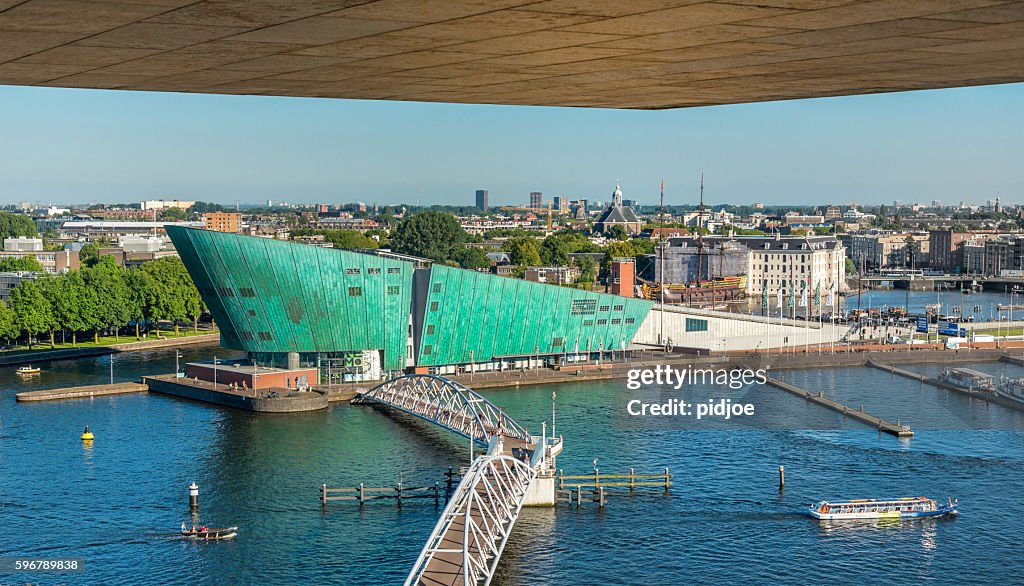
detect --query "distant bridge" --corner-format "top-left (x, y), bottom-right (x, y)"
top-left (354, 374), bottom-right (561, 586)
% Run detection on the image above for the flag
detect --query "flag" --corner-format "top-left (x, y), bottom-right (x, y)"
top-left (762, 280), bottom-right (769, 309)
top-left (661, 178), bottom-right (665, 191)
top-left (799, 282), bottom-right (808, 307)
top-left (788, 283), bottom-right (795, 308)
top-left (777, 285), bottom-right (783, 309)
top-left (828, 286), bottom-right (835, 307)
top-left (814, 282), bottom-right (821, 307)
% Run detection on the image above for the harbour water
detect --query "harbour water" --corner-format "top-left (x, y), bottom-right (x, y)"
top-left (2, 346), bottom-right (1023, 584)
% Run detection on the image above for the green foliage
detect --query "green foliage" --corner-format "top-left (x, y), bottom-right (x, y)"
top-left (505, 236), bottom-right (542, 266)
top-left (391, 211), bottom-right (467, 263)
top-left (718, 224), bottom-right (767, 236)
top-left (451, 247), bottom-right (491, 271)
top-left (40, 272), bottom-right (89, 342)
top-left (0, 212), bottom-right (37, 241)
top-left (0, 256), bottom-right (44, 272)
top-left (574, 256), bottom-right (597, 285)
top-left (9, 280), bottom-right (52, 347)
top-left (845, 258), bottom-right (856, 274)
top-left (79, 243), bottom-right (99, 268)
top-left (138, 257), bottom-right (201, 326)
top-left (160, 207), bottom-right (189, 221)
top-left (0, 300), bottom-right (15, 341)
top-left (603, 240), bottom-right (636, 269)
top-left (605, 225), bottom-right (628, 240)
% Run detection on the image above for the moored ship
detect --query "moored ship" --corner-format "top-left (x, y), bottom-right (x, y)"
top-left (938, 368), bottom-right (995, 392)
top-left (809, 497), bottom-right (957, 520)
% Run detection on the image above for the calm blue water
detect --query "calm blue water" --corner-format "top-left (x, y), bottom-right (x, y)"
top-left (2, 347), bottom-right (1023, 585)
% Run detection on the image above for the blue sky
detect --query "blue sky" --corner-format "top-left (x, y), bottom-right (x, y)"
top-left (0, 82), bottom-right (1021, 208)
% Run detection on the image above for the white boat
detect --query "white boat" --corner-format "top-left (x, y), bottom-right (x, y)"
top-left (809, 497), bottom-right (957, 520)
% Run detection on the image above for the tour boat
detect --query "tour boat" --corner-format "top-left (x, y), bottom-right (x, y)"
top-left (809, 497), bottom-right (957, 520)
top-left (180, 526), bottom-right (238, 540)
top-left (16, 365), bottom-right (41, 375)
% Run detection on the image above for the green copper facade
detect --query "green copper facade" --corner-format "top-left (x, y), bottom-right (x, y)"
top-left (414, 265), bottom-right (651, 367)
top-left (168, 227), bottom-right (653, 372)
top-left (168, 227), bottom-right (413, 371)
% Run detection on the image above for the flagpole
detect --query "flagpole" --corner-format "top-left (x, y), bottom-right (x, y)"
top-left (658, 178), bottom-right (665, 349)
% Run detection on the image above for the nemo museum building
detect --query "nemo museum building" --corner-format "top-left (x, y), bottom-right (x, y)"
top-left (168, 227), bottom-right (848, 383)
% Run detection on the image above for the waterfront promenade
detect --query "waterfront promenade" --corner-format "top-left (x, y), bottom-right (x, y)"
top-left (0, 332), bottom-right (220, 367)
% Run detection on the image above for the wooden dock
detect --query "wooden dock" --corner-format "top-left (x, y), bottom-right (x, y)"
top-left (16, 382), bottom-right (148, 402)
top-left (870, 360), bottom-right (1024, 413)
top-left (765, 376), bottom-right (913, 437)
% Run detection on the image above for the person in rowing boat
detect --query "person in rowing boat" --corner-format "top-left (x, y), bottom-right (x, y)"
top-left (199, 524), bottom-right (207, 534)
top-left (181, 522), bottom-right (187, 534)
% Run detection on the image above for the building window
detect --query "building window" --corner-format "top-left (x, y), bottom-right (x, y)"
top-left (571, 299), bottom-right (597, 315)
top-left (432, 283), bottom-right (441, 293)
top-left (239, 287), bottom-right (255, 297)
top-left (248, 309), bottom-right (256, 317)
top-left (625, 318), bottom-right (635, 324)
top-left (387, 285), bottom-right (400, 295)
top-left (387, 267), bottom-right (401, 274)
top-left (258, 331), bottom-right (272, 341)
top-left (685, 318), bottom-right (708, 332)
top-left (430, 301), bottom-right (439, 311)
top-left (597, 319), bottom-right (608, 325)
top-left (426, 324), bottom-right (435, 335)
top-left (240, 331), bottom-right (255, 341)
top-left (599, 305), bottom-right (610, 312)
top-left (345, 268), bottom-right (361, 275)
top-left (552, 337), bottom-right (564, 346)
top-left (367, 267), bottom-right (381, 275)
top-left (422, 345), bottom-right (432, 356)
top-left (348, 286), bottom-right (362, 296)
top-left (611, 318), bottom-right (622, 325)
top-left (613, 304), bottom-right (624, 311)
top-left (583, 320), bottom-right (594, 326)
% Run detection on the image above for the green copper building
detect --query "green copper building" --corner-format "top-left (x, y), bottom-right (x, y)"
top-left (168, 227), bottom-right (653, 382)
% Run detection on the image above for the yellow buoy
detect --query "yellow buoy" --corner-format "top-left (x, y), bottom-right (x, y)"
top-left (81, 426), bottom-right (94, 441)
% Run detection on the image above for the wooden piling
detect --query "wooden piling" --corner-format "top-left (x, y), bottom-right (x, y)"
top-left (778, 466), bottom-right (785, 490)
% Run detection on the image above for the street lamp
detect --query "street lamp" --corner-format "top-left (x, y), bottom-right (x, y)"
top-left (175, 350), bottom-right (182, 377)
top-left (213, 355), bottom-right (218, 389)
top-left (469, 349), bottom-right (474, 381)
top-left (534, 345), bottom-right (540, 377)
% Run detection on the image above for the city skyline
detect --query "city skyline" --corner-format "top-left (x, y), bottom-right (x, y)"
top-left (0, 82), bottom-right (1021, 207)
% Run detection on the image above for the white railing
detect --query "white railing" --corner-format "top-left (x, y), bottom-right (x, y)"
top-left (353, 374), bottom-right (531, 445)
top-left (405, 454), bottom-right (535, 586)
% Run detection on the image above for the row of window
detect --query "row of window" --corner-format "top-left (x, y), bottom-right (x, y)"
top-left (345, 267), bottom-right (402, 275)
top-left (685, 318), bottom-right (708, 332)
top-left (238, 331), bottom-right (273, 341)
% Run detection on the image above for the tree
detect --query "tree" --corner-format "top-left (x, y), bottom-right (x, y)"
top-left (40, 273), bottom-right (88, 346)
top-left (390, 211), bottom-right (467, 263)
top-left (574, 256), bottom-right (597, 287)
top-left (0, 300), bottom-right (15, 344)
top-left (603, 240), bottom-right (636, 269)
top-left (605, 225), bottom-right (628, 240)
top-left (9, 280), bottom-right (52, 349)
top-left (0, 212), bottom-right (37, 241)
top-left (160, 207), bottom-right (188, 221)
top-left (138, 257), bottom-right (198, 336)
top-left (79, 243), bottom-right (99, 268)
top-left (845, 258), bottom-right (856, 275)
top-left (83, 257), bottom-right (132, 342)
top-left (0, 256), bottom-right (44, 272)
top-left (451, 247), bottom-right (491, 271)
top-left (506, 236), bottom-right (541, 266)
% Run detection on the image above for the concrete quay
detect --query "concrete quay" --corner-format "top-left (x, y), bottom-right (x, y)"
top-left (0, 333), bottom-right (221, 368)
top-left (16, 382), bottom-right (149, 402)
top-left (143, 374), bottom-right (328, 412)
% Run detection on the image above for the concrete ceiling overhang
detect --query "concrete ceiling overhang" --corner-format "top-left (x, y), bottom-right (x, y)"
top-left (1, 0), bottom-right (1022, 109)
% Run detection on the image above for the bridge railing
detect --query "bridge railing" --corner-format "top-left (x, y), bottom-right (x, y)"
top-left (405, 454), bottom-right (536, 586)
top-left (355, 374), bottom-right (531, 446)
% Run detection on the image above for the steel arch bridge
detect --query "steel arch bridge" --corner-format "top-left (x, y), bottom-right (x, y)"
top-left (406, 454), bottom-right (535, 586)
top-left (352, 374), bottom-right (532, 447)
top-left (353, 374), bottom-right (552, 586)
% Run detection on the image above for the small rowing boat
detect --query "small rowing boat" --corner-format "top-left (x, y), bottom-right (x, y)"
top-left (809, 497), bottom-right (957, 520)
top-left (180, 526), bottom-right (238, 540)
top-left (16, 365), bottom-right (41, 375)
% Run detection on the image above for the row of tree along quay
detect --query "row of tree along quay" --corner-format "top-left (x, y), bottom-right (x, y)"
top-left (0, 256), bottom-right (204, 350)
